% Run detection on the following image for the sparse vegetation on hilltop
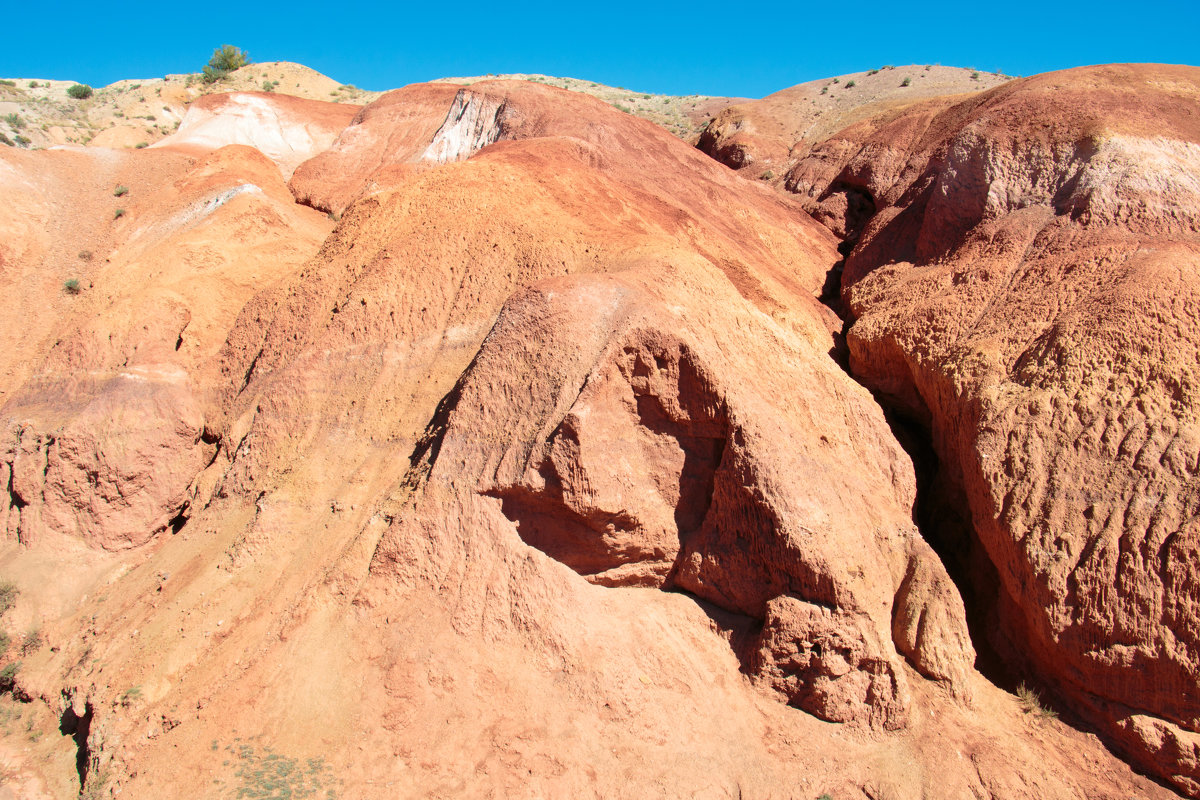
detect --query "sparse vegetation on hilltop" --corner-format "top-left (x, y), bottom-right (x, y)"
top-left (67, 83), bottom-right (93, 99)
top-left (202, 44), bottom-right (250, 84)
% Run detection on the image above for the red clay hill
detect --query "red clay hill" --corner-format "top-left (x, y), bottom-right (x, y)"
top-left (0, 65), bottom-right (1194, 800)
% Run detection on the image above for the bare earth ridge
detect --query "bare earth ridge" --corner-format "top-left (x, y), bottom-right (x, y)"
top-left (0, 61), bottom-right (1194, 800)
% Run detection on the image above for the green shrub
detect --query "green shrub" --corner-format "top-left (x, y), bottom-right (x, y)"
top-left (113, 185), bottom-right (128, 196)
top-left (134, 142), bottom-right (148, 149)
top-left (113, 208), bottom-right (125, 219)
top-left (0, 583), bottom-right (16, 617)
top-left (901, 77), bottom-right (912, 87)
top-left (1016, 682), bottom-right (1058, 719)
top-left (867, 68), bottom-right (879, 76)
top-left (19, 629), bottom-right (40, 656)
top-left (971, 71), bottom-right (980, 80)
top-left (63, 278), bottom-right (82, 294)
top-left (202, 44), bottom-right (249, 84)
top-left (13, 135), bottom-right (29, 146)
top-left (759, 170), bottom-right (775, 180)
top-left (120, 686), bottom-right (142, 706)
top-left (0, 632), bottom-right (8, 654)
top-left (0, 79), bottom-right (14, 87)
top-left (845, 80), bottom-right (856, 88)
top-left (216, 742), bottom-right (337, 799)
top-left (0, 662), bottom-right (18, 692)
top-left (27, 81), bottom-right (38, 88)
top-left (2, 113), bottom-right (23, 129)
top-left (66, 83), bottom-right (93, 99)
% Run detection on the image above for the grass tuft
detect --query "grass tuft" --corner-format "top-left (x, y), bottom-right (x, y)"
top-left (1016, 682), bottom-right (1059, 720)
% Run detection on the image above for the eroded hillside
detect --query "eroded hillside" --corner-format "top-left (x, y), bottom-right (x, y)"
top-left (0, 63), bottom-right (1195, 800)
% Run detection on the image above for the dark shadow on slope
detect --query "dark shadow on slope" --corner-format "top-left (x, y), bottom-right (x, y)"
top-left (59, 703), bottom-right (93, 790)
top-left (879, 404), bottom-right (1014, 687)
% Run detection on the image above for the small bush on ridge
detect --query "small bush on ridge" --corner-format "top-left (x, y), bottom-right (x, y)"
top-left (202, 45), bottom-right (249, 84)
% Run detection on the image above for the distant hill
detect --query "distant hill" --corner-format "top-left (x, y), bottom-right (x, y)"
top-left (0, 62), bottom-right (379, 150)
top-left (696, 64), bottom-right (1011, 179)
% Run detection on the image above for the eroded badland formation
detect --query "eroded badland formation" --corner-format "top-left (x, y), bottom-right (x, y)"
top-left (0, 57), bottom-right (1197, 799)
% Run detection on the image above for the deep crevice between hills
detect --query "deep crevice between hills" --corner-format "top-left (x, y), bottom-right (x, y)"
top-left (802, 216), bottom-right (1170, 789)
top-left (877, 403), bottom-right (1015, 687)
top-left (810, 226), bottom-right (1016, 691)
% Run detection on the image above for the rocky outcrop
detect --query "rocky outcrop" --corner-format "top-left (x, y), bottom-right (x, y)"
top-left (1, 371), bottom-right (208, 549)
top-left (789, 63), bottom-right (1200, 795)
top-left (366, 263), bottom-right (973, 728)
top-left (160, 91), bottom-right (359, 178)
top-left (287, 83), bottom-right (462, 213)
top-left (421, 89), bottom-right (508, 164)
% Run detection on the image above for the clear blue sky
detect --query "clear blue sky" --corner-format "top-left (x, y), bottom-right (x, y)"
top-left (4, 0), bottom-right (1197, 98)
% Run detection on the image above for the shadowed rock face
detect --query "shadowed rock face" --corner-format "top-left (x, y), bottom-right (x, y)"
top-left (788, 63), bottom-right (1200, 795)
top-left (489, 340), bottom-right (728, 590)
top-left (368, 266), bottom-right (973, 729)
